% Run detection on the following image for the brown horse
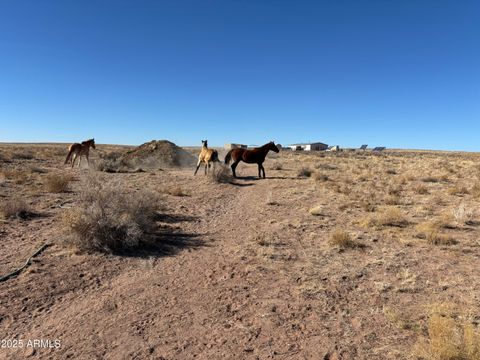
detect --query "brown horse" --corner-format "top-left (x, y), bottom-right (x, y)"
top-left (65, 138), bottom-right (96, 168)
top-left (224, 141), bottom-right (279, 178)
top-left (194, 140), bottom-right (220, 175)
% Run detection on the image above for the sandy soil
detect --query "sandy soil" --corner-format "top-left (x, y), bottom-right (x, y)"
top-left (0, 144), bottom-right (479, 359)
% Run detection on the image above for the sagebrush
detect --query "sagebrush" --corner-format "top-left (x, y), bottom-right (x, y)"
top-left (62, 175), bottom-right (161, 253)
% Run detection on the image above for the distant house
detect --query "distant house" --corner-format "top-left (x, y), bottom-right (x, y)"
top-left (287, 142), bottom-right (328, 151)
top-left (224, 143), bottom-right (247, 150)
top-left (372, 147), bottom-right (386, 152)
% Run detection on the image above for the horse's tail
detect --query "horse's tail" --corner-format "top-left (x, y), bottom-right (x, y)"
top-left (212, 150), bottom-right (220, 163)
top-left (64, 146), bottom-right (74, 165)
top-left (224, 150), bottom-right (233, 165)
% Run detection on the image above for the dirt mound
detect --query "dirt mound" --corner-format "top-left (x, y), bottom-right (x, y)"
top-left (121, 140), bottom-right (196, 169)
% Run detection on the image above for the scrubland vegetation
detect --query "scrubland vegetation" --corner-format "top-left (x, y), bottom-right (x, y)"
top-left (1, 143), bottom-right (479, 359)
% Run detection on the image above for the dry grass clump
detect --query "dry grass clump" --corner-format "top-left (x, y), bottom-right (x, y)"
top-left (297, 167), bottom-right (313, 178)
top-left (416, 221), bottom-right (457, 245)
top-left (1, 198), bottom-right (32, 220)
top-left (453, 204), bottom-right (475, 226)
top-left (3, 169), bottom-right (29, 184)
top-left (328, 229), bottom-right (361, 249)
top-left (383, 307), bottom-right (417, 330)
top-left (45, 173), bottom-right (74, 193)
top-left (338, 201), bottom-right (356, 211)
top-left (471, 182), bottom-right (480, 198)
top-left (360, 196), bottom-right (377, 212)
top-left (414, 184), bottom-right (429, 195)
top-left (439, 174), bottom-right (450, 182)
top-left (209, 165), bottom-right (233, 184)
top-left (270, 161), bottom-right (283, 170)
top-left (448, 185), bottom-right (470, 196)
top-left (362, 207), bottom-right (408, 228)
top-left (314, 173), bottom-right (329, 182)
top-left (388, 185), bottom-right (402, 196)
top-left (11, 151), bottom-right (34, 160)
top-left (437, 212), bottom-right (456, 229)
top-left (159, 185), bottom-right (190, 197)
top-left (385, 194), bottom-right (402, 205)
top-left (62, 176), bottom-right (160, 253)
top-left (315, 163), bottom-right (336, 171)
top-left (414, 304), bottom-right (480, 360)
top-left (362, 202), bottom-right (376, 213)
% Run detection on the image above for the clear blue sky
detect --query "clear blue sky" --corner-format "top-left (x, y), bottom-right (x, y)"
top-left (0, 1), bottom-right (478, 150)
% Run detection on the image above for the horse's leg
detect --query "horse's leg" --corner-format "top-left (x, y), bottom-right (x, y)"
top-left (231, 161), bottom-right (239, 178)
top-left (261, 164), bottom-right (266, 179)
top-left (71, 153), bottom-right (77, 168)
top-left (86, 154), bottom-right (90, 168)
top-left (78, 155), bottom-right (82, 168)
top-left (258, 163), bottom-right (262, 178)
top-left (204, 162), bottom-right (208, 175)
top-left (194, 159), bottom-right (202, 175)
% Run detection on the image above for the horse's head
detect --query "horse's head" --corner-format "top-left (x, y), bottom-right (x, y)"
top-left (269, 141), bottom-right (280, 153)
top-left (89, 138), bottom-right (96, 149)
top-left (201, 140), bottom-right (208, 147)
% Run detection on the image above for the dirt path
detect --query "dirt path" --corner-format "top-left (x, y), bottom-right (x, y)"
top-left (2, 172), bottom-right (316, 359)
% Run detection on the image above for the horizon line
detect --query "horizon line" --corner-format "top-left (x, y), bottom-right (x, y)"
top-left (1, 141), bottom-right (479, 154)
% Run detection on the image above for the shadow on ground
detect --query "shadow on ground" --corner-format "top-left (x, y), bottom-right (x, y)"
top-left (229, 181), bottom-right (255, 187)
top-left (235, 175), bottom-right (299, 181)
top-left (122, 212), bottom-right (206, 258)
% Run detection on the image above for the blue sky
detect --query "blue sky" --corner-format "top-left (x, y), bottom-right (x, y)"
top-left (0, 1), bottom-right (478, 150)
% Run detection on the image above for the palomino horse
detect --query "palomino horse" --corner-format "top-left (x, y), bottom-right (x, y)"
top-left (65, 138), bottom-right (96, 168)
top-left (224, 141), bottom-right (279, 178)
top-left (194, 140), bottom-right (220, 175)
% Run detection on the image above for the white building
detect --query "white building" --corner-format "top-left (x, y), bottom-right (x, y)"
top-left (224, 143), bottom-right (247, 150)
top-left (287, 142), bottom-right (328, 151)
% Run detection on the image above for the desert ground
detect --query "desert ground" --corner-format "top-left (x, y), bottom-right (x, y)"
top-left (0, 142), bottom-right (479, 360)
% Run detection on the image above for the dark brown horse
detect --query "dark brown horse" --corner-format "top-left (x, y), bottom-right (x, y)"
top-left (224, 141), bottom-right (279, 178)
